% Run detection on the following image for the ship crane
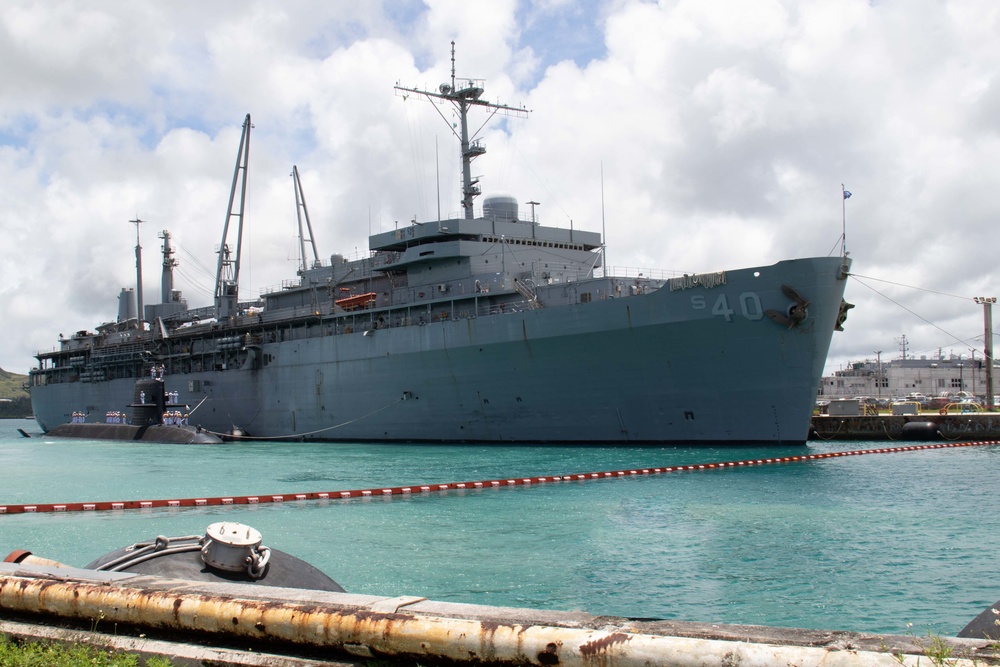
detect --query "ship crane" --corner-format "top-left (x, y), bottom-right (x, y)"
top-left (291, 165), bottom-right (321, 274)
top-left (394, 41), bottom-right (529, 219)
top-left (214, 113), bottom-right (252, 320)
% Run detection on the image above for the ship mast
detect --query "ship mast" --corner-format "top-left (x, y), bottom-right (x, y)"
top-left (130, 217), bottom-right (144, 328)
top-left (395, 42), bottom-right (529, 220)
top-left (158, 230), bottom-right (177, 303)
top-left (214, 113), bottom-right (252, 320)
top-left (291, 165), bottom-right (320, 273)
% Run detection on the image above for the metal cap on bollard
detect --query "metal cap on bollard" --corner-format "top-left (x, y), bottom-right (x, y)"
top-left (201, 522), bottom-right (266, 574)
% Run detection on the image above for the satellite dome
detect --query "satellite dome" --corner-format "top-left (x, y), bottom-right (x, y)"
top-left (482, 192), bottom-right (518, 222)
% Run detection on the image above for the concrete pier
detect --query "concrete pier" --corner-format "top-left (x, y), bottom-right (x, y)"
top-left (2, 561), bottom-right (999, 667)
top-left (811, 413), bottom-right (1000, 441)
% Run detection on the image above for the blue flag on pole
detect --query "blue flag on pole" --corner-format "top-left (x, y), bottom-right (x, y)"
top-left (843, 190), bottom-right (852, 199)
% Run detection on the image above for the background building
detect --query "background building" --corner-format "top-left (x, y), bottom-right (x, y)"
top-left (819, 353), bottom-right (996, 402)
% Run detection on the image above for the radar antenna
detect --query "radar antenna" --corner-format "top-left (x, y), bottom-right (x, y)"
top-left (214, 113), bottom-right (252, 320)
top-left (291, 165), bottom-right (321, 273)
top-left (395, 41), bottom-right (529, 219)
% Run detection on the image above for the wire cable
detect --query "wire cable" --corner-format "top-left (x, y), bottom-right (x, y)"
top-left (202, 397), bottom-right (404, 441)
top-left (849, 274), bottom-right (971, 349)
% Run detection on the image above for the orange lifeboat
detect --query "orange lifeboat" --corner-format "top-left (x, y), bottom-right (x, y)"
top-left (335, 292), bottom-right (377, 311)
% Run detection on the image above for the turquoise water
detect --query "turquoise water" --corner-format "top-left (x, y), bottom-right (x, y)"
top-left (1, 418), bottom-right (997, 636)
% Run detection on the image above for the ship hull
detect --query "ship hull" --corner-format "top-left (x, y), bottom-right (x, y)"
top-left (32, 257), bottom-right (848, 444)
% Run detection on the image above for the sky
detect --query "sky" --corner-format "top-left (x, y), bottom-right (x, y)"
top-left (1, 0), bottom-right (999, 378)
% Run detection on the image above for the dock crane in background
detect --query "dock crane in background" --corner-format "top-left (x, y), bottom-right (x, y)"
top-left (974, 296), bottom-right (996, 408)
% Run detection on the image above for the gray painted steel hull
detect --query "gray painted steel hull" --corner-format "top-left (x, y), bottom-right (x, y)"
top-left (32, 257), bottom-right (848, 444)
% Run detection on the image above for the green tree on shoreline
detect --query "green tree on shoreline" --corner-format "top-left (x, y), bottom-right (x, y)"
top-left (0, 367), bottom-right (32, 418)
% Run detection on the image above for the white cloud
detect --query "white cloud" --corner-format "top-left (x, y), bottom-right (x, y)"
top-left (1, 0), bottom-right (999, 385)
top-left (693, 66), bottom-right (775, 143)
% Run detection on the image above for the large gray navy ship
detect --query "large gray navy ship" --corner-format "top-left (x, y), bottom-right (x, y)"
top-left (29, 47), bottom-right (852, 444)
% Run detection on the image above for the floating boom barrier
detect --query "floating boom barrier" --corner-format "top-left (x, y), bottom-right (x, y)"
top-left (2, 441), bottom-right (995, 516)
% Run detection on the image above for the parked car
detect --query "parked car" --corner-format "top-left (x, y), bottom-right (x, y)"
top-left (928, 396), bottom-right (950, 410)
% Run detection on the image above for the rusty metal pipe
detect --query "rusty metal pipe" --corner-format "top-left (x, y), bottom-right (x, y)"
top-left (0, 574), bottom-right (983, 667)
top-left (3, 551), bottom-right (71, 568)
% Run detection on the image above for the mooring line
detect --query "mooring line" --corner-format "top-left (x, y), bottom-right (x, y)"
top-left (2, 441), bottom-right (996, 516)
top-left (201, 398), bottom-right (405, 440)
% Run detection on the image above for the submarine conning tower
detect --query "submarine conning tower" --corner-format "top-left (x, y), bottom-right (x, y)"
top-left (130, 378), bottom-right (166, 427)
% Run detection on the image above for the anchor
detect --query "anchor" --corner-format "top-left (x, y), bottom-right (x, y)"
top-left (765, 285), bottom-right (811, 329)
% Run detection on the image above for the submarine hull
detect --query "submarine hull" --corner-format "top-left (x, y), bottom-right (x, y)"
top-left (46, 422), bottom-right (222, 444)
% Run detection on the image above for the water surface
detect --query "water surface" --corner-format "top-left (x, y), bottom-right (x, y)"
top-left (2, 418), bottom-right (995, 636)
